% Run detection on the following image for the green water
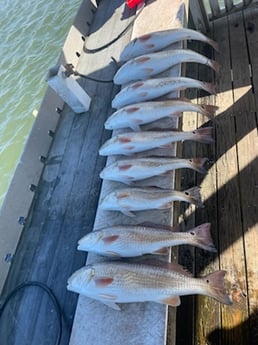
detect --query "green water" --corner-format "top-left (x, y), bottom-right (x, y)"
top-left (0, 0), bottom-right (82, 208)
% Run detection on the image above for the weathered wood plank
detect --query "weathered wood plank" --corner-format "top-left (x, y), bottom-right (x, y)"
top-left (228, 11), bottom-right (255, 111)
top-left (175, 36), bottom-right (199, 345)
top-left (244, 6), bottom-right (258, 124)
top-left (189, 0), bottom-right (210, 32)
top-left (194, 39), bottom-right (221, 345)
top-left (212, 12), bottom-right (249, 345)
top-left (235, 110), bottom-right (258, 345)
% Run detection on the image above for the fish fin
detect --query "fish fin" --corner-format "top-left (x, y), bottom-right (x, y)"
top-left (152, 247), bottom-right (169, 255)
top-left (202, 82), bottom-right (217, 95)
top-left (101, 300), bottom-right (121, 311)
top-left (117, 176), bottom-right (135, 184)
top-left (160, 295), bottom-right (181, 307)
top-left (187, 223), bottom-right (217, 252)
top-left (98, 293), bottom-right (117, 301)
top-left (207, 38), bottom-right (219, 52)
top-left (159, 202), bottom-right (173, 209)
top-left (130, 122), bottom-right (141, 131)
top-left (160, 143), bottom-right (175, 149)
top-left (160, 170), bottom-right (172, 176)
top-left (168, 112), bottom-right (182, 118)
top-left (102, 235), bottom-right (119, 244)
top-left (105, 250), bottom-right (121, 257)
top-left (94, 277), bottom-right (114, 287)
top-left (184, 186), bottom-right (204, 208)
top-left (135, 56), bottom-right (151, 63)
top-left (121, 209), bottom-right (136, 217)
top-left (199, 104), bottom-right (219, 120)
top-left (173, 97), bottom-right (192, 102)
top-left (202, 271), bottom-right (232, 305)
top-left (189, 157), bottom-right (209, 174)
top-left (191, 127), bottom-right (214, 144)
top-left (118, 164), bottom-right (132, 171)
top-left (126, 106), bottom-right (140, 114)
top-left (135, 259), bottom-right (193, 277)
top-left (138, 222), bottom-right (175, 231)
top-left (118, 136), bottom-right (132, 143)
top-left (209, 59), bottom-right (221, 74)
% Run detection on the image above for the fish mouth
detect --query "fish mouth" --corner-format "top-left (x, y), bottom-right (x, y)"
top-left (66, 280), bottom-right (73, 291)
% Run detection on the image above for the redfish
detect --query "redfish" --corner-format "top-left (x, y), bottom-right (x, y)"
top-left (105, 99), bottom-right (218, 131)
top-left (120, 28), bottom-right (219, 61)
top-left (100, 157), bottom-right (209, 184)
top-left (67, 260), bottom-right (232, 311)
top-left (99, 186), bottom-right (203, 217)
top-left (112, 77), bottom-right (216, 109)
top-left (114, 49), bottom-right (220, 85)
top-left (99, 127), bottom-right (213, 156)
top-left (78, 223), bottom-right (216, 257)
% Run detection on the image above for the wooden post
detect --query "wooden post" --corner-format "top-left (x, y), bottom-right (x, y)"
top-left (47, 64), bottom-right (91, 114)
top-left (189, 0), bottom-right (210, 32)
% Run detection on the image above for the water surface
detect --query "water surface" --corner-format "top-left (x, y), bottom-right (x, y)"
top-left (0, 0), bottom-right (82, 208)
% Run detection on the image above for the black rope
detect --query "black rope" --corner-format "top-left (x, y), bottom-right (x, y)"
top-left (83, 2), bottom-right (146, 54)
top-left (74, 71), bottom-right (114, 83)
top-left (0, 281), bottom-right (63, 345)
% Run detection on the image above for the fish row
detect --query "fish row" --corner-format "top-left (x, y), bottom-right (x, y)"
top-left (67, 28), bottom-right (232, 309)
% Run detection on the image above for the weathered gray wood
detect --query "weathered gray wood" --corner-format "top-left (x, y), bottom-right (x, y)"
top-left (189, 0), bottom-right (210, 32)
top-left (194, 40), bottom-right (221, 345)
top-left (174, 35), bottom-right (199, 345)
top-left (209, 0), bottom-right (222, 17)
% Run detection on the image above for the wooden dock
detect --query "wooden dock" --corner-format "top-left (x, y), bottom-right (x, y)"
top-left (0, 1), bottom-right (257, 345)
top-left (176, 6), bottom-right (258, 345)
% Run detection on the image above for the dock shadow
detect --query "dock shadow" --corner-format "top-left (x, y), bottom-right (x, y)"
top-left (207, 308), bottom-right (258, 345)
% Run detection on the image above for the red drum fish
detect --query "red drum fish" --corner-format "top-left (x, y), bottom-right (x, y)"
top-left (99, 127), bottom-right (213, 156)
top-left (120, 28), bottom-right (219, 61)
top-left (67, 260), bottom-right (232, 311)
top-left (114, 49), bottom-right (220, 85)
top-left (99, 186), bottom-right (203, 217)
top-left (100, 157), bottom-right (209, 184)
top-left (112, 77), bottom-right (216, 109)
top-left (105, 99), bottom-right (218, 131)
top-left (78, 223), bottom-right (217, 257)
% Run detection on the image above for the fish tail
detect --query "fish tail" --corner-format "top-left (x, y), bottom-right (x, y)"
top-left (192, 127), bottom-right (214, 144)
top-left (184, 186), bottom-right (204, 208)
top-left (209, 59), bottom-right (220, 74)
top-left (200, 104), bottom-right (219, 121)
top-left (202, 270), bottom-right (232, 305)
top-left (190, 158), bottom-right (209, 174)
top-left (207, 38), bottom-right (220, 52)
top-left (201, 82), bottom-right (217, 95)
top-left (190, 223), bottom-right (217, 252)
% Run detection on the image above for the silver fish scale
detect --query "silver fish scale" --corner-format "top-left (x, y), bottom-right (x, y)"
top-left (95, 262), bottom-right (191, 292)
